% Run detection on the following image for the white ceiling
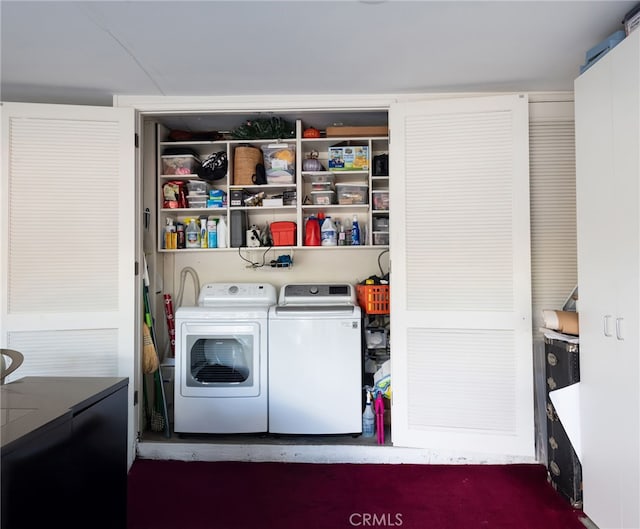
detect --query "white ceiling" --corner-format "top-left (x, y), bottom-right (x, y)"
top-left (0, 0), bottom-right (637, 107)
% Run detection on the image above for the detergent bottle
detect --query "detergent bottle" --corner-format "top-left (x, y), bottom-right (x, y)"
top-left (305, 215), bottom-right (321, 246)
top-left (362, 391), bottom-right (375, 437)
top-left (217, 216), bottom-right (228, 248)
top-left (351, 215), bottom-right (361, 246)
top-left (185, 218), bottom-right (200, 248)
top-left (321, 216), bottom-right (337, 246)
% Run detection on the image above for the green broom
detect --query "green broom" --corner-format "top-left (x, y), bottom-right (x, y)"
top-left (143, 257), bottom-right (170, 437)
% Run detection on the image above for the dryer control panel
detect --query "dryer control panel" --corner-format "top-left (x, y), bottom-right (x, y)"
top-left (279, 283), bottom-right (355, 305)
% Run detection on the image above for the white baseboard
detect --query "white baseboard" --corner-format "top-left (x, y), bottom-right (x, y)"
top-left (136, 441), bottom-right (538, 465)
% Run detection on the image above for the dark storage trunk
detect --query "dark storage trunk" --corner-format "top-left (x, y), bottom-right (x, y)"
top-left (544, 337), bottom-right (582, 508)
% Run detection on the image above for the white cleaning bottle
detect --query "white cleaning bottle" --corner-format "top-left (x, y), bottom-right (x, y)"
top-left (186, 218), bottom-right (200, 248)
top-left (200, 218), bottom-right (208, 248)
top-left (321, 216), bottom-right (337, 246)
top-left (362, 391), bottom-right (375, 437)
top-left (217, 216), bottom-right (228, 248)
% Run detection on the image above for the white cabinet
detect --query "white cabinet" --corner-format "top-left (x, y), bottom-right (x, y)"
top-left (575, 29), bottom-right (640, 529)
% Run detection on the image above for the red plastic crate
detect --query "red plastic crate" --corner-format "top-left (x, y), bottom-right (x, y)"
top-left (270, 221), bottom-right (296, 246)
top-left (356, 284), bottom-right (390, 315)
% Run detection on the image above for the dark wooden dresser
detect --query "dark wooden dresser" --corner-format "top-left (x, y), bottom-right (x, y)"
top-left (1, 377), bottom-right (128, 529)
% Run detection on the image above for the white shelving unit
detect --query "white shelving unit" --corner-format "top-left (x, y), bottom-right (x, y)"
top-left (156, 118), bottom-right (389, 252)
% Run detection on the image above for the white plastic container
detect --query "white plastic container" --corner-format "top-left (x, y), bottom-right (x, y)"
top-left (321, 216), bottom-right (337, 246)
top-left (311, 190), bottom-right (336, 205)
top-left (161, 154), bottom-right (201, 176)
top-left (217, 216), bottom-right (228, 248)
top-left (336, 183), bottom-right (369, 205)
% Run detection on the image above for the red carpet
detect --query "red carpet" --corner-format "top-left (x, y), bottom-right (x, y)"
top-left (127, 460), bottom-right (586, 529)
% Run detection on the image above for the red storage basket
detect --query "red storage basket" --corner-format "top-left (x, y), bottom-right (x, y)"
top-left (356, 284), bottom-right (390, 315)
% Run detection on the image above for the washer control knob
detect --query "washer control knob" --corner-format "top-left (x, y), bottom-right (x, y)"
top-left (309, 286), bottom-right (319, 295)
top-left (228, 285), bottom-right (239, 295)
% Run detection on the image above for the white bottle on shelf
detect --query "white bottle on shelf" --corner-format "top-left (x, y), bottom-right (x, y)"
top-left (217, 216), bottom-right (228, 248)
top-left (185, 218), bottom-right (199, 248)
top-left (321, 216), bottom-right (337, 246)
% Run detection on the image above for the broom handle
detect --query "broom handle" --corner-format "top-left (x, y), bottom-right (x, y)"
top-left (143, 256), bottom-right (171, 437)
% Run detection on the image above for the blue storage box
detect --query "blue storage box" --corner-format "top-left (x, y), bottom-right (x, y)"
top-left (580, 30), bottom-right (626, 73)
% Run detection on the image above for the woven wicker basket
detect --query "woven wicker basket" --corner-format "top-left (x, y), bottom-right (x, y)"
top-left (233, 145), bottom-right (263, 185)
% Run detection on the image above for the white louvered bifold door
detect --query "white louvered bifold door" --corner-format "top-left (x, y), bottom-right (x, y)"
top-left (528, 101), bottom-right (577, 462)
top-left (0, 103), bottom-right (136, 454)
top-left (389, 94), bottom-right (534, 458)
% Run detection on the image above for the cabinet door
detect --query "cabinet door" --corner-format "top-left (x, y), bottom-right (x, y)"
top-left (0, 102), bottom-right (137, 464)
top-left (577, 29), bottom-right (640, 529)
top-left (575, 52), bottom-right (622, 529)
top-left (388, 94), bottom-right (534, 457)
top-left (610, 33), bottom-right (640, 529)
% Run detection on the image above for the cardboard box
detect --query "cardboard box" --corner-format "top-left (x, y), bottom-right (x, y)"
top-left (623, 3), bottom-right (640, 35)
top-left (263, 197), bottom-right (284, 207)
top-left (326, 126), bottom-right (388, 137)
top-left (328, 146), bottom-right (369, 171)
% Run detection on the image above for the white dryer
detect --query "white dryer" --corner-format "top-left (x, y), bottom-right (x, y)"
top-left (174, 283), bottom-right (276, 434)
top-left (268, 283), bottom-right (362, 434)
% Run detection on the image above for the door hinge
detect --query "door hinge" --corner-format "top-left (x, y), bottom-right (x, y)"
top-left (134, 133), bottom-right (139, 148)
top-left (133, 390), bottom-right (138, 406)
top-left (135, 261), bottom-right (139, 276)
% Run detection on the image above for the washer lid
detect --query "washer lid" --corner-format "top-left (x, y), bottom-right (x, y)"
top-left (198, 283), bottom-right (277, 307)
top-left (278, 283), bottom-right (355, 305)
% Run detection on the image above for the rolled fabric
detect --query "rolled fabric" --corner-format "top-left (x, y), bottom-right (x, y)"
top-left (542, 309), bottom-right (579, 335)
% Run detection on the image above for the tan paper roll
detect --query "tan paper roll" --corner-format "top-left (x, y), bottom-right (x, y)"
top-left (542, 309), bottom-right (579, 336)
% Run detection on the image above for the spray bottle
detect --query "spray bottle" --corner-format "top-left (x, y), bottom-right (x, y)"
top-left (200, 218), bottom-right (208, 248)
top-left (362, 391), bottom-right (375, 437)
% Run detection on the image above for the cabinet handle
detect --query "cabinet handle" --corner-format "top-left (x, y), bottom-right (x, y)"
top-left (616, 317), bottom-right (624, 341)
top-left (604, 315), bottom-right (613, 337)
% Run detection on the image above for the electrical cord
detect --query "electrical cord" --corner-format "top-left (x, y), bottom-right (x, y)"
top-left (237, 245), bottom-right (273, 268)
top-left (377, 249), bottom-right (390, 281)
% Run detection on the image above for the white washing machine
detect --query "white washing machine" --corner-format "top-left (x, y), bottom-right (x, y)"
top-left (268, 283), bottom-right (362, 434)
top-left (174, 282), bottom-right (276, 434)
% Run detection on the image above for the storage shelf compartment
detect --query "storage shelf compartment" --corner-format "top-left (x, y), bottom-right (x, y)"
top-left (156, 114), bottom-right (389, 254)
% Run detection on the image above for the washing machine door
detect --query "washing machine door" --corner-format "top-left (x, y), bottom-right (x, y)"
top-left (177, 322), bottom-right (262, 398)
